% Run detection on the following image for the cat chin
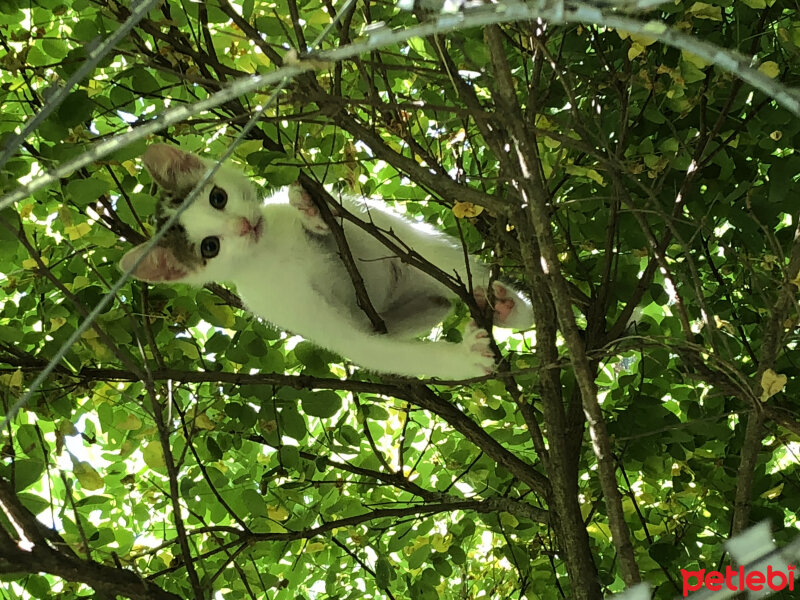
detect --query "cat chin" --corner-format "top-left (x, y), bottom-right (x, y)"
top-left (174, 271), bottom-right (217, 287)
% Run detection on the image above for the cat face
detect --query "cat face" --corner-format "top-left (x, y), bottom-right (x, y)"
top-left (120, 144), bottom-right (263, 285)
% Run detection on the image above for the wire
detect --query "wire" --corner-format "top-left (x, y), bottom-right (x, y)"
top-left (0, 0), bottom-right (161, 172)
top-left (4, 0), bottom-right (358, 422)
top-left (3, 0), bottom-right (798, 210)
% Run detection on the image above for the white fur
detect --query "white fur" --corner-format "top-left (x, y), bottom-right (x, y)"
top-left (123, 146), bottom-right (534, 379)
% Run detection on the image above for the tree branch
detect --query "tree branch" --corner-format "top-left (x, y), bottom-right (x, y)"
top-left (0, 479), bottom-right (182, 600)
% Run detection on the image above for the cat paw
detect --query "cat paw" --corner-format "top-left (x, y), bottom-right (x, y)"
top-left (289, 182), bottom-right (329, 234)
top-left (474, 282), bottom-right (534, 330)
top-left (458, 321), bottom-right (496, 377)
top-left (490, 282), bottom-right (515, 325)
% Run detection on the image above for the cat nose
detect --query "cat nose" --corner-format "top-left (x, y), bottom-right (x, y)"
top-left (238, 218), bottom-right (254, 236)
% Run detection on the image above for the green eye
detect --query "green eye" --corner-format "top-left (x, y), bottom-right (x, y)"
top-left (201, 236), bottom-right (220, 258)
top-left (209, 187), bottom-right (227, 209)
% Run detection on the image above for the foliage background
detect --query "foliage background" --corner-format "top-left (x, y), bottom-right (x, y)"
top-left (1, 0), bottom-right (800, 598)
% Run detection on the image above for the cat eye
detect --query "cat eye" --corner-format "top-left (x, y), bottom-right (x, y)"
top-left (209, 187), bottom-right (227, 209)
top-left (200, 236), bottom-right (220, 259)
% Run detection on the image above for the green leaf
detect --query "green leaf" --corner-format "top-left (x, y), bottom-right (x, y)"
top-left (130, 68), bottom-right (160, 94)
top-left (57, 90), bottom-right (92, 128)
top-left (241, 488), bottom-right (268, 517)
top-left (337, 425), bottom-right (361, 448)
top-left (375, 557), bottom-right (392, 588)
top-left (142, 443), bottom-right (166, 470)
top-left (65, 178), bottom-right (111, 204)
top-left (206, 436), bottom-right (223, 460)
top-left (72, 19), bottom-right (99, 41)
top-left (279, 445), bottom-right (300, 470)
top-left (300, 390), bottom-right (341, 418)
top-left (362, 403), bottom-right (390, 420)
top-left (263, 165), bottom-right (300, 187)
top-left (279, 406), bottom-right (307, 441)
top-left (42, 38), bottom-right (68, 59)
top-left (205, 332), bottom-right (231, 354)
top-left (449, 545), bottom-right (467, 565)
top-left (24, 575), bottom-right (51, 599)
top-left (12, 460), bottom-right (45, 492)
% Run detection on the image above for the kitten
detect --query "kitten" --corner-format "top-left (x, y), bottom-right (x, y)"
top-left (120, 144), bottom-right (534, 379)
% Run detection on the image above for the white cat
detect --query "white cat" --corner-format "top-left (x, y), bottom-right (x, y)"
top-left (120, 144), bottom-right (534, 379)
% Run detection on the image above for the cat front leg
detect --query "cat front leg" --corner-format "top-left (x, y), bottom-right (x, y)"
top-left (289, 182), bottom-right (330, 234)
top-left (262, 293), bottom-right (495, 379)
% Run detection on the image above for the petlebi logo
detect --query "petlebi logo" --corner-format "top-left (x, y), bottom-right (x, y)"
top-left (681, 564), bottom-right (796, 596)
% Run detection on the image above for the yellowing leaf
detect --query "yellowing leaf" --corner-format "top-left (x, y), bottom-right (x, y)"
top-left (760, 482), bottom-right (783, 499)
top-left (4, 369), bottom-right (24, 392)
top-left (741, 0), bottom-right (767, 8)
top-left (447, 128), bottom-right (466, 147)
top-left (121, 160), bottom-right (138, 176)
top-left (194, 413), bottom-right (215, 430)
top-left (85, 79), bottom-right (103, 97)
top-left (268, 505), bottom-right (289, 520)
top-left (72, 459), bottom-right (104, 490)
top-left (758, 61), bottom-right (780, 78)
top-left (535, 114), bottom-right (555, 130)
top-left (142, 442), bottom-right (166, 469)
top-left (452, 202), bottom-right (484, 219)
top-left (22, 256), bottom-right (48, 269)
top-left (499, 513), bottom-right (519, 528)
top-left (71, 275), bottom-right (91, 291)
top-left (622, 496), bottom-right (636, 516)
top-left (689, 2), bottom-right (723, 20)
top-left (50, 316), bottom-right (66, 332)
top-left (118, 413), bottom-right (143, 431)
top-left (64, 222), bottom-right (92, 240)
top-left (628, 42), bottom-right (645, 60)
top-left (58, 420), bottom-right (78, 437)
top-left (760, 368), bottom-right (787, 402)
top-left (405, 535), bottom-right (429, 555)
top-left (198, 295), bottom-right (236, 328)
top-left (431, 533), bottom-right (453, 552)
top-left (630, 33), bottom-right (657, 46)
top-left (19, 204), bottom-right (33, 218)
top-left (681, 51), bottom-right (709, 69)
top-left (587, 522), bottom-right (613, 539)
top-left (714, 315), bottom-right (735, 335)
top-left (84, 338), bottom-right (114, 361)
top-left (543, 135), bottom-right (561, 149)
top-left (305, 541), bottom-right (326, 553)
top-left (565, 165), bottom-right (605, 185)
top-left (81, 328), bottom-right (99, 340)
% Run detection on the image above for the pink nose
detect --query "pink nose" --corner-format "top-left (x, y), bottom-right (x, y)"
top-left (239, 218), bottom-right (253, 236)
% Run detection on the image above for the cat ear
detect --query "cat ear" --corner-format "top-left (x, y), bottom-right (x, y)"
top-left (120, 243), bottom-right (193, 283)
top-left (142, 144), bottom-right (206, 191)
